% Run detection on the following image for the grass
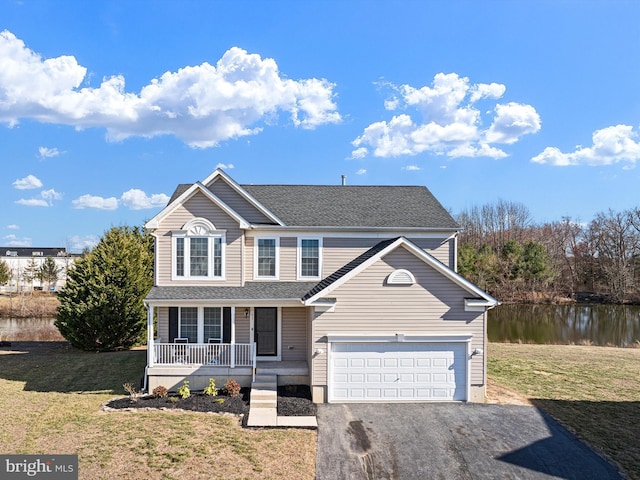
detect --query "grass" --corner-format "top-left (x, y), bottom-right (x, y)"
top-left (488, 342), bottom-right (640, 480)
top-left (0, 342), bottom-right (316, 480)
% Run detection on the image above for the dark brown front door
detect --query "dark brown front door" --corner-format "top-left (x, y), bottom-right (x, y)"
top-left (255, 307), bottom-right (277, 356)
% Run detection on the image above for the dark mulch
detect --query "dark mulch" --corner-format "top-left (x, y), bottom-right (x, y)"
top-left (106, 385), bottom-right (317, 417)
top-left (106, 387), bottom-right (250, 415)
top-left (277, 385), bottom-right (317, 416)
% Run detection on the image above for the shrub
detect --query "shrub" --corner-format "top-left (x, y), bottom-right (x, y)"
top-left (152, 385), bottom-right (168, 398)
top-left (203, 378), bottom-right (218, 396)
top-left (123, 382), bottom-right (139, 402)
top-left (55, 226), bottom-right (154, 352)
top-left (224, 378), bottom-right (241, 397)
top-left (177, 380), bottom-right (190, 399)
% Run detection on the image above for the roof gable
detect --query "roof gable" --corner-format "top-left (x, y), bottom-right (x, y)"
top-left (303, 237), bottom-right (498, 307)
top-left (145, 182), bottom-right (250, 229)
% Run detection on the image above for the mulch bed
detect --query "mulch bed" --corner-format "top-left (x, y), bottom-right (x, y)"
top-left (105, 385), bottom-right (317, 417)
top-left (277, 385), bottom-right (316, 416)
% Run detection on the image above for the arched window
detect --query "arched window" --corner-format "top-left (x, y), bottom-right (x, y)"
top-left (173, 218), bottom-right (225, 279)
top-left (387, 269), bottom-right (416, 285)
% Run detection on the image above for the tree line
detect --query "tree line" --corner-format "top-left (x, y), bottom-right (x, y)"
top-left (456, 200), bottom-right (640, 304)
top-left (0, 256), bottom-right (62, 292)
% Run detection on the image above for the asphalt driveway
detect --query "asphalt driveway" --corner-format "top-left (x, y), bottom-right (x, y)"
top-left (316, 403), bottom-right (621, 480)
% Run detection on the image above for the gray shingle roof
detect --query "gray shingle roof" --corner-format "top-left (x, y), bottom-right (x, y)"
top-left (146, 281), bottom-right (319, 301)
top-left (166, 182), bottom-right (458, 229)
top-left (242, 184), bottom-right (458, 228)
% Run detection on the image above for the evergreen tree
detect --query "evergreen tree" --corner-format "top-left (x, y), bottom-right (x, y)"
top-left (22, 258), bottom-right (39, 291)
top-left (38, 257), bottom-right (60, 292)
top-left (0, 260), bottom-right (10, 286)
top-left (55, 226), bottom-right (154, 351)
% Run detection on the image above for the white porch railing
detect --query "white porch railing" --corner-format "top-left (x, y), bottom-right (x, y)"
top-left (153, 343), bottom-right (254, 367)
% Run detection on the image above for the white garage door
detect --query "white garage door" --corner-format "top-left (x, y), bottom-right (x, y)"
top-left (330, 342), bottom-right (467, 402)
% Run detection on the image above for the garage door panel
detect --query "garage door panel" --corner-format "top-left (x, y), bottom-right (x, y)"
top-left (330, 342), bottom-right (467, 402)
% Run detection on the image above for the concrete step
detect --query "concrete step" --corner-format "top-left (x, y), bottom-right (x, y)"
top-left (251, 381), bottom-right (277, 390)
top-left (251, 391), bottom-right (277, 402)
top-left (250, 398), bottom-right (277, 409)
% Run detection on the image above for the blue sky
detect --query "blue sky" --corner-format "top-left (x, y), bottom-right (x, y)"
top-left (1, 1), bottom-right (639, 252)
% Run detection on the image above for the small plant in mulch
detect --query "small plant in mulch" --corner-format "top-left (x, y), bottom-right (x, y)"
top-left (177, 380), bottom-right (190, 399)
top-left (152, 385), bottom-right (168, 398)
top-left (224, 378), bottom-right (241, 396)
top-left (203, 378), bottom-right (218, 396)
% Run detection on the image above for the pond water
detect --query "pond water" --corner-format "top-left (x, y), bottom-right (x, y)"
top-left (3, 306), bottom-right (640, 347)
top-left (488, 304), bottom-right (640, 347)
top-left (0, 317), bottom-right (64, 341)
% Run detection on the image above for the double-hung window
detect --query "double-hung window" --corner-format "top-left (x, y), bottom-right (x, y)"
top-left (255, 238), bottom-right (278, 279)
top-left (298, 238), bottom-right (322, 279)
top-left (179, 307), bottom-right (198, 342)
top-left (173, 218), bottom-right (225, 280)
top-left (204, 307), bottom-right (222, 342)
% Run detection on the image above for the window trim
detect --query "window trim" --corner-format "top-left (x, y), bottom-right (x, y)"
top-left (254, 237), bottom-right (280, 280)
top-left (171, 218), bottom-right (226, 281)
top-left (178, 307), bottom-right (198, 343)
top-left (297, 237), bottom-right (322, 280)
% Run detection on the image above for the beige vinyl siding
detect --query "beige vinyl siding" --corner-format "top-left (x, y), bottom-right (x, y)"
top-left (234, 307), bottom-right (251, 343)
top-left (279, 237), bottom-right (297, 281)
top-left (282, 307), bottom-right (307, 361)
top-left (155, 191), bottom-right (243, 286)
top-left (208, 178), bottom-right (274, 224)
top-left (323, 236), bottom-right (453, 277)
top-left (311, 246), bottom-right (485, 386)
top-left (157, 307), bottom-right (169, 342)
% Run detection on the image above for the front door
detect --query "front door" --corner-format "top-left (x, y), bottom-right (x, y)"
top-left (254, 307), bottom-right (278, 356)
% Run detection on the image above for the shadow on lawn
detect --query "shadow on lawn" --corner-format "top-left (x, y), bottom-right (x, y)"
top-left (499, 399), bottom-right (636, 480)
top-left (0, 341), bottom-right (147, 394)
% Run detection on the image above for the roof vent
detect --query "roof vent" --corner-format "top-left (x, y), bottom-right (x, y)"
top-left (341, 175), bottom-right (347, 186)
top-left (387, 269), bottom-right (416, 285)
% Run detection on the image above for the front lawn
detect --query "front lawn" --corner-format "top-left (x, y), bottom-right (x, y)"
top-left (0, 342), bottom-right (316, 480)
top-left (488, 343), bottom-right (640, 480)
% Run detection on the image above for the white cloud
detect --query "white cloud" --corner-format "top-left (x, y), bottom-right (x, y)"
top-left (0, 31), bottom-right (341, 148)
top-left (532, 125), bottom-right (640, 167)
top-left (215, 163), bottom-right (234, 170)
top-left (403, 165), bottom-right (421, 171)
top-left (72, 194), bottom-right (118, 210)
top-left (352, 72), bottom-right (540, 160)
top-left (2, 234), bottom-right (31, 247)
top-left (120, 189), bottom-right (169, 210)
top-left (13, 174), bottom-right (42, 189)
top-left (7, 224), bottom-right (19, 230)
top-left (356, 168), bottom-right (367, 175)
top-left (15, 188), bottom-right (61, 207)
top-left (67, 235), bottom-right (99, 253)
top-left (484, 102), bottom-right (541, 144)
top-left (15, 198), bottom-right (48, 207)
top-left (38, 146), bottom-right (60, 158)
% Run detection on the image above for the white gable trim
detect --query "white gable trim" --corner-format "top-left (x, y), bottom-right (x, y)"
top-left (145, 182), bottom-right (250, 230)
top-left (303, 237), bottom-right (498, 307)
top-left (203, 169), bottom-right (285, 226)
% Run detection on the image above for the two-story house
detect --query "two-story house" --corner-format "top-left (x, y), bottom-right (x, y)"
top-left (143, 169), bottom-right (497, 403)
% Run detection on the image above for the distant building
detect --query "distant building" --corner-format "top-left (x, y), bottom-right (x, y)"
top-left (0, 247), bottom-right (78, 292)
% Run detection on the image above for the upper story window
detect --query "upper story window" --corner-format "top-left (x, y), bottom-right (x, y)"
top-left (173, 218), bottom-right (225, 280)
top-left (298, 238), bottom-right (322, 279)
top-left (255, 238), bottom-right (279, 279)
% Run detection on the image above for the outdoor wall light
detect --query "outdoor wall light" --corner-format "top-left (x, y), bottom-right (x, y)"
top-left (244, 308), bottom-right (249, 317)
top-left (472, 348), bottom-right (484, 356)
top-left (314, 348), bottom-right (325, 355)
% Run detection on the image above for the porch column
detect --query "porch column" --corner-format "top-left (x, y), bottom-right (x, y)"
top-left (230, 307), bottom-right (236, 368)
top-left (147, 304), bottom-right (154, 368)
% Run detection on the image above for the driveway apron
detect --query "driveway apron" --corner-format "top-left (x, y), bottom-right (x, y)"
top-left (316, 403), bottom-right (622, 480)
